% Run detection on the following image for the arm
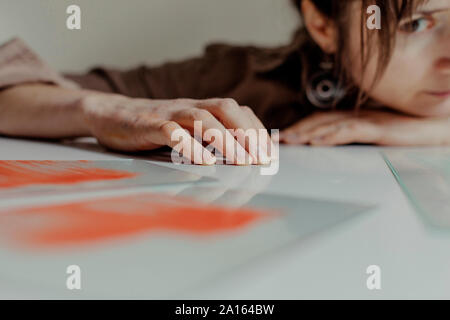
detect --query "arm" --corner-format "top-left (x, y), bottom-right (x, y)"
top-left (279, 109), bottom-right (450, 146)
top-left (0, 38), bottom-right (90, 138)
top-left (0, 38), bottom-right (274, 164)
top-left (0, 84), bottom-right (91, 138)
top-left (64, 41), bottom-right (306, 131)
top-left (0, 83), bottom-right (274, 165)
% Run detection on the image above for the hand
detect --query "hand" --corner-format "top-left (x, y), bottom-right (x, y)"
top-left (79, 93), bottom-right (274, 165)
top-left (174, 165), bottom-right (274, 207)
top-left (279, 109), bottom-right (450, 146)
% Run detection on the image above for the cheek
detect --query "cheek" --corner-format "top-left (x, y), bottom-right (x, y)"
top-left (362, 46), bottom-right (430, 112)
top-left (368, 58), bottom-right (450, 117)
top-left (370, 56), bottom-right (421, 102)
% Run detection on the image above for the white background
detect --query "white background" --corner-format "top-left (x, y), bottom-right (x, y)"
top-left (0, 0), bottom-right (300, 72)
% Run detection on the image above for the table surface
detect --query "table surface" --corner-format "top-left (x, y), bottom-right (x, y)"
top-left (1, 136), bottom-right (449, 299)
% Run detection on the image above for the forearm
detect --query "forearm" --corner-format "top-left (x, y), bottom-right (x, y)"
top-left (0, 84), bottom-right (93, 139)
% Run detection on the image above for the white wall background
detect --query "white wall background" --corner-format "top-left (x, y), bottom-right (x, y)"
top-left (0, 0), bottom-right (300, 72)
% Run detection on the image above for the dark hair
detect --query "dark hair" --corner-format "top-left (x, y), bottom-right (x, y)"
top-left (291, 0), bottom-right (427, 111)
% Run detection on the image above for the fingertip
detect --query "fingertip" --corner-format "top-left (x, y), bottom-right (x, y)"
top-left (247, 153), bottom-right (254, 165)
top-left (235, 152), bottom-right (253, 166)
top-left (204, 153), bottom-right (217, 165)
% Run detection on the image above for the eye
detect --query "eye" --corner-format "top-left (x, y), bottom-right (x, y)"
top-left (399, 16), bottom-right (435, 33)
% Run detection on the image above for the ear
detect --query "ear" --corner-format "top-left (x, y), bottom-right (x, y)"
top-left (301, 0), bottom-right (337, 54)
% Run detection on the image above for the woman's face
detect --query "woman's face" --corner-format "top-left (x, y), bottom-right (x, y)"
top-left (348, 0), bottom-right (450, 117)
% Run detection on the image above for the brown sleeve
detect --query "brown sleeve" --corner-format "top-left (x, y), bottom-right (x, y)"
top-left (0, 38), bottom-right (79, 91)
top-left (65, 37), bottom-right (311, 129)
top-left (65, 42), bottom-right (264, 99)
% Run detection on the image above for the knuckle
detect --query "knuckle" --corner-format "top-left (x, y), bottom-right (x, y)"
top-left (177, 108), bottom-right (209, 121)
top-left (158, 121), bottom-right (178, 138)
top-left (241, 106), bottom-right (254, 114)
top-left (217, 98), bottom-right (239, 113)
top-left (174, 98), bottom-right (191, 104)
top-left (191, 108), bottom-right (212, 120)
top-left (223, 98), bottom-right (239, 106)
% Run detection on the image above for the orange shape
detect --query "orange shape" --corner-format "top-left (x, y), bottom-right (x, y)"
top-left (0, 193), bottom-right (277, 248)
top-left (0, 161), bottom-right (136, 189)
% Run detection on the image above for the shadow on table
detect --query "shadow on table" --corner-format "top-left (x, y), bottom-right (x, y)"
top-left (60, 137), bottom-right (175, 162)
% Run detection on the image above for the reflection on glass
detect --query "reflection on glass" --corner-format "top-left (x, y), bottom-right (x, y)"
top-left (0, 185), bottom-right (374, 298)
top-left (0, 160), bottom-right (214, 200)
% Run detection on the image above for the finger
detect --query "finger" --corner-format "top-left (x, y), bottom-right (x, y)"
top-left (236, 164), bottom-right (273, 192)
top-left (280, 111), bottom-right (351, 143)
top-left (175, 166), bottom-right (254, 203)
top-left (179, 166), bottom-right (271, 207)
top-left (196, 98), bottom-right (262, 164)
top-left (297, 121), bottom-right (345, 144)
top-left (151, 120), bottom-right (217, 165)
top-left (212, 166), bottom-right (272, 206)
top-left (240, 106), bottom-right (274, 162)
top-left (213, 166), bottom-right (273, 206)
top-left (172, 108), bottom-right (252, 165)
top-left (177, 186), bottom-right (229, 204)
top-left (213, 189), bottom-right (260, 207)
top-left (309, 119), bottom-right (381, 146)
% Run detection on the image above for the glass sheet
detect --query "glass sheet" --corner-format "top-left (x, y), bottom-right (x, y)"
top-left (0, 160), bottom-right (215, 200)
top-left (0, 189), bottom-right (375, 298)
top-left (382, 148), bottom-right (450, 229)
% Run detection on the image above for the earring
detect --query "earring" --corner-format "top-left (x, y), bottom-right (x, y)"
top-left (306, 58), bottom-right (346, 109)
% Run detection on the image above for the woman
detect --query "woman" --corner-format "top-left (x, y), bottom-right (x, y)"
top-left (281, 0), bottom-right (450, 146)
top-left (0, 0), bottom-right (449, 165)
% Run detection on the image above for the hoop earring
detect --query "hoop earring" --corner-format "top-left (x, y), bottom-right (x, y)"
top-left (306, 59), bottom-right (346, 109)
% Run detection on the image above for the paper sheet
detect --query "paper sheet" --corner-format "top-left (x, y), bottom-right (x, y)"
top-left (0, 160), bottom-right (214, 201)
top-left (0, 189), bottom-right (374, 298)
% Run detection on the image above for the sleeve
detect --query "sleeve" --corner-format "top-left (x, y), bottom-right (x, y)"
top-left (65, 42), bottom-right (259, 100)
top-left (0, 38), bottom-right (79, 90)
top-left (64, 38), bottom-right (308, 130)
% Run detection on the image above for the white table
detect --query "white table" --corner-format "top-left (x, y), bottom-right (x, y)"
top-left (1, 136), bottom-right (449, 299)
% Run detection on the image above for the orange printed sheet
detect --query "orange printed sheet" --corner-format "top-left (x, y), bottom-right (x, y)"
top-left (0, 192), bottom-right (276, 248)
top-left (0, 189), bottom-right (373, 298)
top-left (0, 160), bottom-right (213, 199)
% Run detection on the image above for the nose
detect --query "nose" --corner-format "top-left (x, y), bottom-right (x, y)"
top-left (435, 58), bottom-right (450, 75)
top-left (436, 24), bottom-right (450, 74)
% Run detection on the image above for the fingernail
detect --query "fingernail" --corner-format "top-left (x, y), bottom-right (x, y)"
top-left (261, 156), bottom-right (271, 165)
top-left (255, 143), bottom-right (269, 164)
top-left (204, 152), bottom-right (216, 165)
top-left (258, 152), bottom-right (271, 165)
top-left (247, 152), bottom-right (254, 165)
top-left (250, 145), bottom-right (259, 164)
top-left (235, 152), bottom-right (253, 165)
top-left (269, 141), bottom-right (279, 160)
top-left (234, 140), bottom-right (253, 165)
